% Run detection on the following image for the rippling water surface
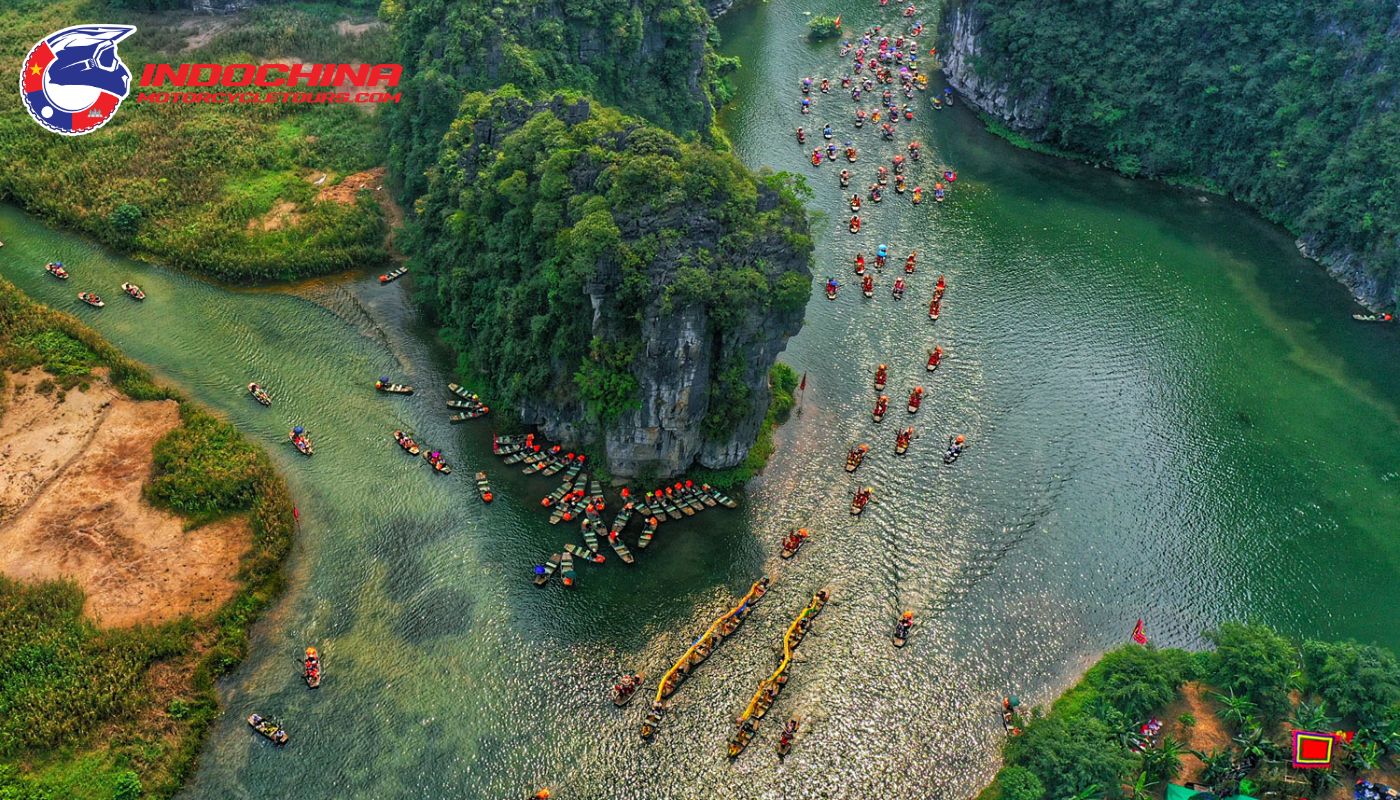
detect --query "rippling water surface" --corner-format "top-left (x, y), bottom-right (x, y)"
top-left (2, 1), bottom-right (1399, 795)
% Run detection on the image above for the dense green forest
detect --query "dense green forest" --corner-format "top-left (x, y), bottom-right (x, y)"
top-left (408, 88), bottom-right (811, 444)
top-left (0, 279), bottom-right (295, 799)
top-left (961, 0), bottom-right (1400, 304)
top-left (983, 623), bottom-right (1400, 800)
top-left (383, 0), bottom-right (730, 202)
top-left (0, 1), bottom-right (388, 282)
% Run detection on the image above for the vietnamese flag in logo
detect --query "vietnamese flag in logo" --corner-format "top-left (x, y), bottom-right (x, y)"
top-left (22, 41), bottom-right (53, 95)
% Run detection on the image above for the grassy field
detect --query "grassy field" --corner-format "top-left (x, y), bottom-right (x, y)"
top-left (0, 1), bottom-right (390, 282)
top-left (0, 278), bottom-right (296, 799)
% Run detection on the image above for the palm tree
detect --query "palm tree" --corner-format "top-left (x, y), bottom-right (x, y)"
top-left (1214, 689), bottom-right (1257, 728)
top-left (1142, 736), bottom-right (1184, 782)
top-left (1062, 784), bottom-right (1103, 800)
top-left (1289, 699), bottom-right (1335, 732)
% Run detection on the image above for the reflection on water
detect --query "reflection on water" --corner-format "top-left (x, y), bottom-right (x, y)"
top-left (0, 0), bottom-right (1397, 794)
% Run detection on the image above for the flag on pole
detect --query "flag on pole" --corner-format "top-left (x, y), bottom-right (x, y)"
top-left (1131, 618), bottom-right (1147, 645)
top-left (799, 372), bottom-right (807, 391)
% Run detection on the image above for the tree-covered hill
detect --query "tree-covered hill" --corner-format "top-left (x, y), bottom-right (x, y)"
top-left (945, 0), bottom-right (1400, 307)
top-left (409, 88), bottom-right (812, 477)
top-left (384, 0), bottom-right (730, 202)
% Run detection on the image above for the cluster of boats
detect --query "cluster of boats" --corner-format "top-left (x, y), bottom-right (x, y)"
top-left (727, 589), bottom-right (829, 758)
top-left (446, 383), bottom-right (489, 422)
top-left (44, 261), bottom-right (147, 306)
top-left (394, 429), bottom-right (450, 473)
top-left (498, 433), bottom-right (738, 588)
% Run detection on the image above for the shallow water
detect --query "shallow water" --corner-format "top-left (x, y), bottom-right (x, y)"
top-left (1, 1), bottom-right (1398, 796)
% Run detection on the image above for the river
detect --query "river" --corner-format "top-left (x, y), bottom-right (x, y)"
top-left (2, 0), bottom-right (1398, 796)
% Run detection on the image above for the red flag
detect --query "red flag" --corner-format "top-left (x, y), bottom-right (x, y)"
top-left (1131, 618), bottom-right (1148, 644)
top-left (799, 372), bottom-right (807, 391)
top-left (833, 15), bottom-right (842, 28)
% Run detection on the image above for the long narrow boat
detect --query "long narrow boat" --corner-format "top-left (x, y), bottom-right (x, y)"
top-left (563, 456), bottom-right (586, 481)
top-left (248, 382), bottom-right (272, 406)
top-left (247, 714), bottom-right (289, 746)
top-left (446, 399), bottom-right (483, 411)
top-left (375, 378), bottom-right (414, 395)
top-left (727, 590), bottom-right (829, 758)
top-left (581, 518), bottom-right (604, 557)
top-left (609, 503), bottom-right (634, 537)
top-left (560, 551), bottom-right (576, 587)
top-left (608, 531), bottom-right (636, 564)
top-left (679, 485), bottom-right (706, 513)
top-left (541, 481), bottom-right (573, 508)
top-left (779, 528), bottom-right (810, 559)
top-left (588, 478), bottom-right (604, 507)
top-left (77, 291), bottom-right (105, 308)
top-left (447, 383), bottom-right (478, 400)
top-left (893, 611), bottom-right (914, 647)
top-left (423, 449), bottom-right (451, 474)
top-left (845, 443), bottom-right (870, 472)
top-left (45, 262), bottom-right (69, 280)
top-left (776, 718), bottom-right (800, 758)
top-left (637, 516), bottom-right (659, 549)
top-left (565, 542), bottom-right (604, 564)
top-left (523, 451), bottom-right (561, 476)
top-left (474, 471), bottom-right (494, 503)
top-left (660, 492), bottom-right (683, 520)
top-left (612, 674), bottom-right (644, 708)
top-left (533, 553), bottom-right (561, 586)
top-left (704, 485), bottom-right (739, 509)
top-left (643, 577), bottom-right (770, 741)
top-left (502, 446), bottom-right (538, 465)
top-left (850, 487), bottom-right (873, 516)
top-left (121, 282), bottom-right (145, 300)
top-left (1353, 313), bottom-right (1394, 322)
top-left (303, 648), bottom-right (322, 689)
top-left (636, 493), bottom-right (657, 518)
top-left (541, 453), bottom-right (573, 477)
top-left (393, 430), bottom-right (421, 455)
top-left (449, 408), bottom-right (489, 423)
top-left (696, 488), bottom-right (718, 508)
top-left (672, 488), bottom-right (696, 517)
top-left (378, 265), bottom-right (408, 284)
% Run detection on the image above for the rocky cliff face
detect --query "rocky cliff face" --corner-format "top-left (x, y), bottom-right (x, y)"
top-left (941, 5), bottom-right (1050, 136)
top-left (419, 93), bottom-right (811, 480)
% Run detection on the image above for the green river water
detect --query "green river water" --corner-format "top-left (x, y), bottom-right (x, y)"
top-left (3, 0), bottom-right (1399, 796)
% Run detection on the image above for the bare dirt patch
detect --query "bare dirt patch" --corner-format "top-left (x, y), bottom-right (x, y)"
top-left (316, 167), bottom-right (386, 205)
top-left (1165, 682), bottom-right (1232, 784)
top-left (249, 200), bottom-right (302, 232)
top-left (0, 372), bottom-right (251, 628)
top-left (178, 16), bottom-right (235, 52)
top-left (336, 19), bottom-right (385, 37)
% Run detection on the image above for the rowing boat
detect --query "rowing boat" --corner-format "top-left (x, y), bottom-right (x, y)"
top-left (248, 714), bottom-right (289, 745)
top-left (541, 453), bottom-right (573, 477)
top-left (502, 447), bottom-right (538, 465)
top-left (582, 518), bottom-right (604, 557)
top-left (588, 478), bottom-right (604, 507)
top-left (660, 492), bottom-right (682, 520)
top-left (121, 282), bottom-right (145, 300)
top-left (779, 528), bottom-right (810, 559)
top-left (77, 292), bottom-right (105, 308)
top-left (474, 471), bottom-right (494, 503)
top-left (248, 383), bottom-right (272, 406)
top-left (446, 399), bottom-right (481, 411)
top-left (673, 489), bottom-right (696, 516)
top-left (1353, 313), bottom-right (1394, 322)
top-left (303, 647), bottom-right (321, 689)
top-left (289, 427), bottom-right (314, 456)
top-left (610, 503), bottom-right (634, 537)
top-left (45, 262), bottom-right (69, 280)
top-left (423, 449), bottom-right (451, 474)
top-left (448, 408), bottom-right (489, 423)
top-left (560, 550), bottom-right (576, 587)
top-left (638, 515), bottom-right (659, 549)
top-left (375, 379), bottom-right (414, 395)
top-left (533, 553), bottom-right (561, 586)
top-left (697, 488), bottom-right (718, 508)
top-left (728, 589), bottom-right (827, 759)
top-left (704, 485), bottom-right (739, 509)
top-left (608, 529), bottom-right (636, 564)
top-left (776, 718), bottom-right (800, 758)
top-left (542, 481), bottom-right (572, 507)
top-left (563, 456), bottom-right (585, 481)
top-left (845, 443), bottom-right (870, 472)
top-left (447, 383), bottom-right (478, 400)
top-left (378, 266), bottom-right (408, 284)
top-left (522, 452), bottom-right (561, 475)
top-left (613, 674), bottom-right (644, 707)
top-left (562, 540), bottom-right (602, 566)
top-left (680, 485), bottom-right (706, 513)
top-left (394, 430), bottom-right (421, 455)
top-left (850, 487), bottom-right (873, 516)
top-left (893, 612), bottom-right (914, 647)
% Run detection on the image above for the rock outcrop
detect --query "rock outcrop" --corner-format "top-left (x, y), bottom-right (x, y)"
top-left (941, 5), bottom-right (1050, 136)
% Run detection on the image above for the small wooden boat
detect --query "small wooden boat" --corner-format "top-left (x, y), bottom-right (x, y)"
top-left (728, 721), bottom-right (757, 759)
top-left (523, 452), bottom-right (561, 475)
top-left (541, 480), bottom-right (573, 507)
top-left (845, 443), bottom-right (870, 472)
top-left (895, 427), bottom-right (914, 456)
top-left (448, 408), bottom-right (489, 423)
top-left (563, 456), bottom-right (586, 481)
top-left (393, 430), bottom-right (421, 455)
top-left (378, 266), bottom-right (408, 284)
top-left (541, 453), bottom-right (573, 477)
top-left (77, 292), bottom-right (104, 308)
top-left (120, 282), bottom-right (145, 300)
top-left (534, 553), bottom-right (561, 586)
top-left (446, 399), bottom-right (482, 411)
top-left (501, 446), bottom-right (537, 465)
top-left (696, 488), bottom-right (717, 508)
top-left (704, 484), bottom-right (739, 509)
top-left (850, 487), bottom-right (873, 516)
top-left (672, 489), bottom-right (696, 516)
top-left (423, 449), bottom-right (451, 474)
top-left (248, 383), bottom-right (272, 406)
top-left (582, 518), bottom-right (604, 556)
top-left (375, 378), bottom-right (414, 395)
top-left (45, 262), bottom-right (69, 280)
top-left (872, 395), bottom-right (888, 423)
top-left (612, 674), bottom-right (644, 707)
top-left (447, 383), bottom-right (478, 400)
top-left (893, 612), bottom-right (914, 647)
top-left (560, 550), bottom-right (576, 587)
top-left (641, 703), bottom-right (664, 741)
top-left (660, 492), bottom-right (683, 521)
top-left (907, 387), bottom-right (924, 414)
top-left (289, 427), bottom-right (314, 456)
top-left (247, 714), bottom-right (289, 745)
top-left (303, 647), bottom-right (321, 689)
top-left (944, 436), bottom-right (966, 465)
top-left (565, 542), bottom-right (604, 564)
top-left (610, 503), bottom-right (634, 537)
top-left (474, 471), bottom-right (494, 503)
top-left (779, 528), bottom-right (810, 559)
top-left (588, 478), bottom-right (604, 506)
top-left (1353, 313), bottom-right (1394, 322)
top-left (638, 515), bottom-right (659, 549)
top-left (776, 718), bottom-right (800, 758)
top-left (608, 530), bottom-right (636, 564)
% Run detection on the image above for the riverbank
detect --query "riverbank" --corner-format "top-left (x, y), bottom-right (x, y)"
top-left (0, 278), bottom-right (295, 798)
top-left (0, 2), bottom-right (389, 283)
top-left (979, 624), bottom-right (1400, 800)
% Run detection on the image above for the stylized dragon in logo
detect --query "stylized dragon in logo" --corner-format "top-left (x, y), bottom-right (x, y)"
top-left (20, 25), bottom-right (136, 136)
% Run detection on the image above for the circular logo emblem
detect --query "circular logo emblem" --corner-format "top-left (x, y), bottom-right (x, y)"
top-left (20, 25), bottom-right (136, 136)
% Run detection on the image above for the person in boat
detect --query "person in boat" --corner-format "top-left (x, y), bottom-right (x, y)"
top-left (874, 395), bottom-right (888, 415)
top-left (875, 363), bottom-right (887, 384)
top-left (801, 76), bottom-right (813, 94)
top-left (811, 149), bottom-right (822, 166)
top-left (826, 277), bottom-right (840, 295)
top-left (822, 123), bottom-right (833, 139)
top-left (945, 434), bottom-right (966, 460)
top-left (927, 346), bottom-right (943, 369)
top-left (839, 169), bottom-right (851, 187)
top-left (800, 97), bottom-right (811, 113)
top-left (877, 166), bottom-right (889, 183)
top-left (912, 186), bottom-right (924, 204)
top-left (854, 253), bottom-right (866, 272)
top-left (820, 78), bottom-right (831, 93)
top-left (849, 215), bottom-right (861, 233)
top-left (935, 274), bottom-right (946, 293)
top-left (908, 386), bottom-right (923, 408)
top-left (826, 142), bottom-right (837, 159)
top-left (869, 185), bottom-right (882, 202)
top-left (846, 145), bottom-right (858, 162)
top-left (905, 252), bottom-right (917, 273)
top-left (892, 277), bottom-right (906, 297)
top-left (896, 611), bottom-right (914, 636)
top-left (862, 274), bottom-right (874, 294)
top-left (796, 126), bottom-right (805, 143)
